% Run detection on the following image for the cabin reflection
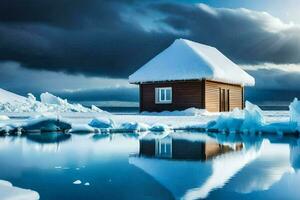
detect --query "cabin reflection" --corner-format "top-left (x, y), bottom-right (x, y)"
top-left (139, 135), bottom-right (243, 161)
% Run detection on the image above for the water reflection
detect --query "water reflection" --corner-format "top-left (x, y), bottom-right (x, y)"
top-left (26, 133), bottom-right (71, 144)
top-left (130, 132), bottom-right (264, 199)
top-left (1, 131), bottom-right (300, 199)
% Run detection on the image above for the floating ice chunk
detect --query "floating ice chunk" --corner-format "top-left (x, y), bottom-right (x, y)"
top-left (149, 123), bottom-right (171, 132)
top-left (89, 117), bottom-right (116, 129)
top-left (0, 179), bottom-right (39, 200)
top-left (69, 124), bottom-right (98, 133)
top-left (21, 116), bottom-right (72, 133)
top-left (84, 182), bottom-right (90, 186)
top-left (73, 180), bottom-right (81, 185)
top-left (120, 122), bottom-right (150, 132)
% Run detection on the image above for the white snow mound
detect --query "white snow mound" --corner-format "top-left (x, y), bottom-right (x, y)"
top-left (142, 107), bottom-right (210, 116)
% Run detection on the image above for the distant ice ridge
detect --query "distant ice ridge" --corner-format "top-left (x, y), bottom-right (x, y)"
top-left (0, 88), bottom-right (103, 113)
top-left (0, 180), bottom-right (39, 200)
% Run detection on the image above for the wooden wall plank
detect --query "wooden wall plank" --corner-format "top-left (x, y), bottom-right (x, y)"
top-left (140, 80), bottom-right (203, 112)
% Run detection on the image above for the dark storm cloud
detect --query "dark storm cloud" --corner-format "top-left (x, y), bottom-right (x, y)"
top-left (55, 87), bottom-right (138, 102)
top-left (1, 1), bottom-right (300, 78)
top-left (152, 3), bottom-right (300, 65)
top-left (0, 0), bottom-right (175, 77)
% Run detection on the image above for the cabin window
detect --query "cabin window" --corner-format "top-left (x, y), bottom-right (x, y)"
top-left (155, 87), bottom-right (172, 104)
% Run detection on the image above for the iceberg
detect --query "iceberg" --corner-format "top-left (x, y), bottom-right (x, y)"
top-left (120, 122), bottom-right (150, 132)
top-left (290, 98), bottom-right (300, 126)
top-left (21, 116), bottom-right (72, 133)
top-left (208, 101), bottom-right (265, 132)
top-left (241, 101), bottom-right (265, 131)
top-left (89, 117), bottom-right (116, 129)
top-left (0, 88), bottom-right (104, 113)
top-left (149, 123), bottom-right (171, 132)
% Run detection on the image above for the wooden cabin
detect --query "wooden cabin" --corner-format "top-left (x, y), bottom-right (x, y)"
top-left (129, 39), bottom-right (255, 112)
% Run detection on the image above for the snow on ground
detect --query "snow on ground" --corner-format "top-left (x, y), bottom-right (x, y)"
top-left (0, 88), bottom-right (298, 135)
top-left (0, 107), bottom-right (292, 135)
top-left (0, 180), bottom-right (39, 200)
top-left (0, 88), bottom-right (104, 113)
top-left (141, 107), bottom-right (213, 116)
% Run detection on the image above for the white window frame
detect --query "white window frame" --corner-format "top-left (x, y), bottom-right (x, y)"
top-left (155, 137), bottom-right (172, 158)
top-left (155, 87), bottom-right (172, 104)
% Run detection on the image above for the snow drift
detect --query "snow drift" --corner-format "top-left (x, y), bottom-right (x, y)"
top-left (0, 180), bottom-right (39, 200)
top-left (0, 88), bottom-right (103, 113)
top-left (142, 107), bottom-right (210, 116)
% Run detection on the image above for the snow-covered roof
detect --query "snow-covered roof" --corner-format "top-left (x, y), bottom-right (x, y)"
top-left (129, 39), bottom-right (255, 86)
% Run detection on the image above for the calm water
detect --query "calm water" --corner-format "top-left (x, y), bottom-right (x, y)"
top-left (0, 132), bottom-right (300, 200)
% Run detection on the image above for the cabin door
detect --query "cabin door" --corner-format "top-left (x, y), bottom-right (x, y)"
top-left (219, 89), bottom-right (230, 112)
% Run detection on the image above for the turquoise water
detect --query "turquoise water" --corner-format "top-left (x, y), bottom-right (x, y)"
top-left (0, 132), bottom-right (300, 199)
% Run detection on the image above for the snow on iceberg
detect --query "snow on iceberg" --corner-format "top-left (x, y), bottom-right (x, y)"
top-left (120, 122), bottom-right (150, 132)
top-left (0, 88), bottom-right (104, 113)
top-left (21, 116), bottom-right (72, 133)
top-left (241, 101), bottom-right (265, 131)
top-left (149, 123), bottom-right (171, 132)
top-left (207, 108), bottom-right (244, 132)
top-left (89, 117), bottom-right (116, 129)
top-left (0, 180), bottom-right (39, 200)
top-left (290, 98), bottom-right (300, 125)
top-left (39, 92), bottom-right (102, 113)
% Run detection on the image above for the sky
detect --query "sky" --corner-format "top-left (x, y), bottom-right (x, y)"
top-left (1, 0), bottom-right (300, 106)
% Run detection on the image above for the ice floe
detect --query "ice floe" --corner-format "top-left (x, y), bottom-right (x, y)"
top-left (73, 180), bottom-right (82, 185)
